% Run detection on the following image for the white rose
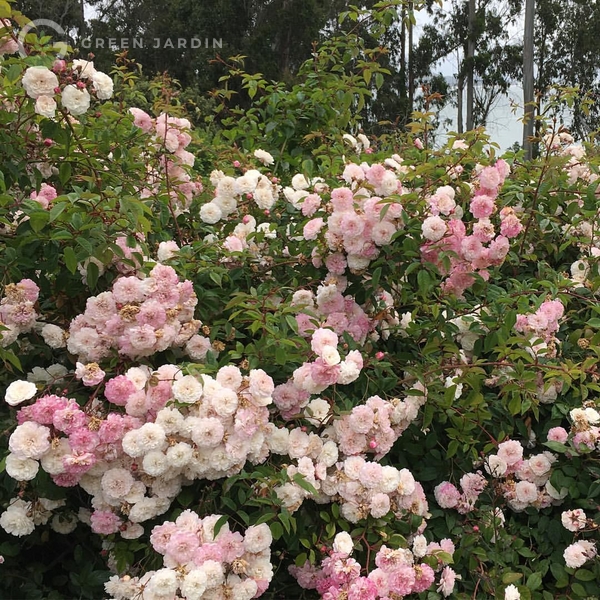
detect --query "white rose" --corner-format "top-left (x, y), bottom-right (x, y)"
top-left (41, 323), bottom-right (66, 348)
top-left (254, 186), bottom-right (275, 210)
top-left (61, 84), bottom-right (91, 116)
top-left (35, 95), bottom-right (57, 118)
top-left (332, 531), bottom-right (354, 556)
top-left (5, 454), bottom-right (39, 480)
top-left (254, 149), bottom-right (274, 165)
top-left (22, 66), bottom-right (58, 99)
top-left (304, 398), bottom-right (330, 425)
top-left (92, 71), bottom-right (114, 99)
top-left (412, 534), bottom-right (428, 558)
top-left (50, 513), bottom-right (78, 534)
top-left (200, 202), bottom-right (222, 224)
top-left (157, 241), bottom-right (180, 262)
top-left (357, 133), bottom-right (370, 150)
top-left (504, 584), bottom-right (521, 600)
top-left (485, 454), bottom-right (507, 477)
top-left (283, 186), bottom-right (309, 208)
top-left (422, 215), bottom-right (447, 242)
top-left (320, 344), bottom-right (341, 366)
top-left (0, 504), bottom-right (35, 536)
top-left (291, 173), bottom-right (310, 190)
top-left (172, 375), bottom-right (203, 403)
top-left (5, 380), bottom-right (37, 406)
top-left (72, 59), bottom-right (96, 79)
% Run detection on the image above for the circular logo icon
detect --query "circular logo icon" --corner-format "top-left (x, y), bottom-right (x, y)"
top-left (18, 19), bottom-right (68, 58)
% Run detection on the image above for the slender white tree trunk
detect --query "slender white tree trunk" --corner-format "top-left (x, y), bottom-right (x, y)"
top-left (523, 0), bottom-right (535, 159)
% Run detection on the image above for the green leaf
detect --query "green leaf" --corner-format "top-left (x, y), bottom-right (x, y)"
top-left (270, 521), bottom-right (284, 540)
top-left (86, 260), bottom-right (100, 289)
top-left (574, 569), bottom-right (596, 582)
top-left (212, 515), bottom-right (229, 538)
top-left (571, 582), bottom-right (588, 597)
top-left (292, 473), bottom-right (318, 495)
top-left (49, 202), bottom-right (68, 223)
top-left (59, 162), bottom-right (72, 186)
top-left (177, 487), bottom-right (194, 507)
top-left (5, 64), bottom-right (22, 83)
top-left (588, 481), bottom-right (600, 498)
top-left (0, 0), bottom-right (11, 18)
top-left (543, 441), bottom-right (567, 453)
top-left (526, 572), bottom-right (542, 590)
top-left (29, 211), bottom-right (49, 233)
top-left (63, 247), bottom-right (78, 274)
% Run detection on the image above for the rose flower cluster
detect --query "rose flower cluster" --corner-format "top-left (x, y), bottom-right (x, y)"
top-left (67, 263), bottom-right (207, 362)
top-left (105, 512), bottom-right (274, 600)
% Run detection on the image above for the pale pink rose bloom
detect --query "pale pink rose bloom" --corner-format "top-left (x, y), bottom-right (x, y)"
top-left (129, 107), bottom-right (154, 132)
top-left (434, 481), bottom-right (460, 509)
top-left (244, 523), bottom-right (272, 553)
top-left (485, 454), bottom-right (508, 477)
top-left (437, 566), bottom-right (456, 597)
top-left (311, 328), bottom-right (338, 355)
top-left (325, 253), bottom-right (347, 275)
top-left (342, 163), bottom-right (366, 183)
top-left (461, 236), bottom-right (484, 262)
top-left (30, 183), bottom-right (58, 209)
top-left (303, 217), bottom-right (325, 240)
top-left (301, 193), bottom-right (321, 217)
top-left (504, 583), bottom-right (521, 600)
top-left (15, 278), bottom-right (40, 302)
top-left (0, 39), bottom-right (19, 54)
top-left (500, 214), bottom-right (523, 238)
top-left (224, 235), bottom-right (244, 252)
top-left (165, 531), bottom-right (200, 564)
top-left (561, 509), bottom-right (586, 532)
top-left (479, 166), bottom-right (502, 190)
top-left (90, 510), bottom-right (122, 534)
top-left (75, 362), bottom-right (106, 386)
top-left (422, 215), bottom-right (447, 242)
top-left (547, 427), bottom-right (568, 443)
top-left (369, 493), bottom-right (391, 518)
top-left (9, 422), bottom-right (51, 459)
top-left (563, 540), bottom-right (596, 569)
top-left (61, 84), bottom-right (90, 116)
top-left (190, 417), bottom-right (224, 448)
top-left (515, 480), bottom-right (538, 504)
top-left (330, 187), bottom-right (354, 211)
top-left (459, 472), bottom-right (487, 501)
top-left (470, 194), bottom-right (495, 219)
top-left (497, 439), bottom-right (523, 466)
top-left (248, 369), bottom-right (275, 401)
top-left (452, 139), bottom-right (469, 150)
top-left (371, 221), bottom-right (396, 245)
top-left (528, 453), bottom-right (552, 477)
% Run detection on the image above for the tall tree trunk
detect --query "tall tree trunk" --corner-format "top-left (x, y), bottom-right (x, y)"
top-left (408, 1), bottom-right (414, 114)
top-left (523, 0), bottom-right (535, 159)
top-left (457, 73), bottom-right (464, 133)
top-left (400, 4), bottom-right (406, 96)
top-left (466, 0), bottom-right (475, 130)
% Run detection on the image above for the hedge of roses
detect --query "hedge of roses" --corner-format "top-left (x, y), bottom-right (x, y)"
top-left (0, 3), bottom-right (599, 600)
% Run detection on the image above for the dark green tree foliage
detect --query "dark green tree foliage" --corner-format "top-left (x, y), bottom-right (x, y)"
top-left (85, 0), bottom-right (349, 92)
top-left (14, 0), bottom-right (87, 42)
top-left (534, 0), bottom-right (600, 138)
top-left (416, 0), bottom-right (522, 130)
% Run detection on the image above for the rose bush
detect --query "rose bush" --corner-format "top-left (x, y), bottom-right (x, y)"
top-left (1, 2), bottom-right (599, 599)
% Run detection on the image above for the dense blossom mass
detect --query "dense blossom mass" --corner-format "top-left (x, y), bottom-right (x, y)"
top-left (0, 20), bottom-right (599, 600)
